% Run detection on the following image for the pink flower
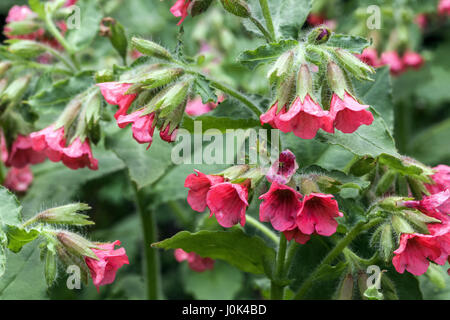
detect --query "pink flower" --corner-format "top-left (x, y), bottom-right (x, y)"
top-left (61, 138), bottom-right (98, 170)
top-left (170, 0), bottom-right (192, 25)
top-left (0, 130), bottom-right (9, 163)
top-left (402, 51), bottom-right (424, 70)
top-left (30, 125), bottom-right (66, 162)
top-left (160, 124), bottom-right (178, 143)
top-left (277, 95), bottom-right (333, 139)
top-left (5, 135), bottom-right (46, 169)
top-left (438, 0), bottom-right (450, 16)
top-left (380, 51), bottom-right (405, 76)
top-left (64, 0), bottom-right (78, 7)
top-left (392, 233), bottom-right (445, 276)
top-left (185, 96), bottom-right (225, 116)
top-left (3, 166), bottom-right (33, 192)
top-left (185, 170), bottom-right (225, 212)
top-left (266, 149), bottom-right (298, 185)
top-left (426, 164), bottom-right (450, 194)
top-left (415, 14), bottom-right (428, 30)
top-left (116, 110), bottom-right (156, 149)
top-left (405, 190), bottom-right (450, 218)
top-left (260, 102), bottom-right (288, 129)
top-left (206, 182), bottom-right (249, 228)
top-left (329, 92), bottom-right (374, 134)
top-left (4, 5), bottom-right (44, 40)
top-left (85, 240), bottom-right (129, 291)
top-left (174, 249), bottom-right (215, 272)
top-left (259, 182), bottom-right (302, 231)
top-left (355, 48), bottom-right (380, 67)
top-left (97, 82), bottom-right (137, 119)
top-left (296, 193), bottom-right (343, 236)
top-left (283, 227), bottom-right (311, 245)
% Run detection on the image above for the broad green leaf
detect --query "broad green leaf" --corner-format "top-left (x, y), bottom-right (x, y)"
top-left (378, 154), bottom-right (433, 182)
top-left (193, 76), bottom-right (218, 104)
top-left (0, 187), bottom-right (22, 227)
top-left (65, 0), bottom-right (102, 51)
top-left (28, 0), bottom-right (45, 19)
top-left (238, 40), bottom-right (298, 70)
top-left (271, 0), bottom-right (312, 39)
top-left (5, 226), bottom-right (40, 253)
top-left (153, 228), bottom-right (276, 275)
top-left (327, 33), bottom-right (371, 54)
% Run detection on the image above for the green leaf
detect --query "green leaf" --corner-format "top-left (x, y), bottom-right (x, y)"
top-left (0, 187), bottom-right (22, 227)
top-left (271, 0), bottom-right (312, 39)
top-left (65, 0), bottom-right (102, 51)
top-left (5, 226), bottom-right (40, 253)
top-left (327, 33), bottom-right (371, 54)
top-left (238, 40), bottom-right (298, 70)
top-left (153, 228), bottom-right (276, 275)
top-left (109, 21), bottom-right (128, 63)
top-left (28, 0), bottom-right (45, 19)
top-left (193, 76), bottom-right (218, 104)
top-left (378, 154), bottom-right (432, 182)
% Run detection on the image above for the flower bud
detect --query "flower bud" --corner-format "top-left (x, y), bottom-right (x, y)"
top-left (334, 48), bottom-right (375, 80)
top-left (300, 177), bottom-right (320, 195)
top-left (220, 164), bottom-right (250, 180)
top-left (375, 169), bottom-right (396, 196)
top-left (267, 50), bottom-right (294, 84)
top-left (307, 26), bottom-right (332, 44)
top-left (5, 20), bottom-right (41, 37)
top-left (8, 40), bottom-right (46, 58)
top-left (406, 176), bottom-right (429, 200)
top-left (402, 209), bottom-right (440, 234)
top-left (316, 175), bottom-right (341, 194)
top-left (380, 223), bottom-right (393, 262)
top-left (0, 75), bottom-right (32, 111)
top-left (391, 215), bottom-right (415, 234)
top-left (296, 64), bottom-right (315, 101)
top-left (336, 273), bottom-right (354, 300)
top-left (54, 98), bottom-right (83, 129)
top-left (94, 69), bottom-right (115, 83)
top-left (55, 245), bottom-right (90, 285)
top-left (56, 231), bottom-right (98, 260)
top-left (131, 37), bottom-right (173, 61)
top-left (100, 17), bottom-right (128, 61)
top-left (275, 72), bottom-right (296, 111)
top-left (136, 68), bottom-right (185, 90)
top-left (44, 247), bottom-right (58, 287)
top-left (239, 167), bottom-right (265, 188)
top-left (219, 0), bottom-right (251, 18)
top-left (36, 203), bottom-right (94, 226)
top-left (153, 81), bottom-right (191, 116)
top-left (0, 62), bottom-right (12, 77)
top-left (190, 0), bottom-right (214, 16)
top-left (326, 61), bottom-right (347, 98)
top-left (357, 271), bottom-right (369, 300)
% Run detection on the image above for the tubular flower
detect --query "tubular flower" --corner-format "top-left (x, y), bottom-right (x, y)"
top-left (85, 240), bottom-right (129, 291)
top-left (296, 193), bottom-right (343, 236)
top-left (97, 82), bottom-right (137, 119)
top-left (277, 95), bottom-right (333, 139)
top-left (5, 135), bottom-right (46, 168)
top-left (402, 51), bottom-right (424, 70)
top-left (438, 0), bottom-right (450, 16)
top-left (160, 124), bottom-right (178, 143)
top-left (380, 51), bottom-right (405, 76)
top-left (355, 48), bottom-right (380, 67)
top-left (283, 227), bottom-right (311, 245)
top-left (260, 102), bottom-right (288, 129)
top-left (206, 181), bottom-right (249, 228)
top-left (329, 92), bottom-right (374, 134)
top-left (185, 95), bottom-right (225, 116)
top-left (61, 138), bottom-right (98, 170)
top-left (174, 249), bottom-right (215, 272)
top-left (170, 0), bottom-right (192, 25)
top-left (30, 125), bottom-right (66, 162)
top-left (426, 164), bottom-right (450, 194)
top-left (259, 182), bottom-right (302, 232)
top-left (3, 166), bottom-right (33, 192)
top-left (185, 170), bottom-right (225, 212)
top-left (116, 110), bottom-right (156, 149)
top-left (266, 149), bottom-right (299, 185)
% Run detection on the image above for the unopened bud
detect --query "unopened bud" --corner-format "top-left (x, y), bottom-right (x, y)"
top-left (154, 81), bottom-right (191, 117)
top-left (190, 0), bottom-right (214, 16)
top-left (8, 40), bottom-right (46, 58)
top-left (95, 69), bottom-right (114, 83)
top-left (267, 51), bottom-right (294, 84)
top-left (131, 37), bottom-right (173, 61)
top-left (391, 215), bottom-right (415, 234)
top-left (327, 62), bottom-right (347, 98)
top-left (220, 165), bottom-right (250, 180)
top-left (5, 20), bottom-right (41, 37)
top-left (44, 247), bottom-right (58, 287)
top-left (0, 75), bottom-right (32, 109)
top-left (37, 203), bottom-right (94, 226)
top-left (380, 223), bottom-right (393, 262)
top-left (0, 62), bottom-right (12, 77)
top-left (375, 170), bottom-right (396, 196)
top-left (220, 0), bottom-right (251, 18)
top-left (406, 176), bottom-right (429, 200)
top-left (316, 175), bottom-right (341, 194)
top-left (56, 231), bottom-right (98, 260)
top-left (137, 68), bottom-right (185, 90)
top-left (336, 273), bottom-right (354, 300)
top-left (334, 48), bottom-right (374, 80)
top-left (307, 27), bottom-right (331, 44)
top-left (275, 72), bottom-right (296, 110)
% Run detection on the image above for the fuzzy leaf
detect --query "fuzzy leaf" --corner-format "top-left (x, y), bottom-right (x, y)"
top-left (238, 40), bottom-right (298, 69)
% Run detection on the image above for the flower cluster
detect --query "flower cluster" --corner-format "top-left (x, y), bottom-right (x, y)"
top-left (174, 248), bottom-right (215, 272)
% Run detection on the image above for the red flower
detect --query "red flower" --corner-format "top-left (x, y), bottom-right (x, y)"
top-left (116, 110), bottom-right (156, 149)
top-left (160, 124), bottom-right (178, 143)
top-left (3, 166), bottom-right (33, 192)
top-left (380, 51), bottom-right (405, 76)
top-left (206, 182), bottom-right (249, 228)
top-left (415, 14), bottom-right (428, 30)
top-left (296, 193), bottom-right (343, 236)
top-left (355, 48), bottom-right (380, 67)
top-left (61, 138), bottom-right (98, 170)
top-left (439, 0), bottom-right (450, 16)
top-left (185, 95), bottom-right (224, 116)
top-left (0, 130), bottom-right (7, 163)
top-left (266, 149), bottom-right (298, 185)
top-left (85, 240), bottom-right (129, 291)
top-left (4, 5), bottom-right (44, 40)
top-left (174, 249), bottom-right (215, 272)
top-left (5, 135), bottom-right (46, 169)
top-left (97, 82), bottom-right (137, 119)
top-left (392, 233), bottom-right (445, 276)
top-left (185, 170), bottom-right (225, 212)
top-left (277, 95), bottom-right (333, 139)
top-left (170, 0), bottom-right (192, 25)
top-left (259, 182), bottom-right (302, 232)
top-left (30, 125), bottom-right (66, 162)
top-left (283, 227), bottom-right (311, 245)
top-left (426, 164), bottom-right (450, 194)
top-left (402, 51), bottom-right (424, 70)
top-left (329, 92), bottom-right (374, 134)
top-left (260, 102), bottom-right (288, 129)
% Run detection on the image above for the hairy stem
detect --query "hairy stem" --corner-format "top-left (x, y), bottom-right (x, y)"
top-left (292, 218), bottom-right (384, 300)
top-left (245, 215), bottom-right (278, 245)
top-left (258, 0), bottom-right (276, 40)
top-left (249, 16), bottom-right (274, 43)
top-left (271, 233), bottom-right (287, 300)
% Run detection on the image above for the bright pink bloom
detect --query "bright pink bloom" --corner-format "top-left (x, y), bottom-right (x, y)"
top-left (296, 193), bottom-right (343, 236)
top-left (174, 249), bottom-right (215, 272)
top-left (206, 182), bottom-right (249, 228)
top-left (415, 14), bottom-right (428, 30)
top-left (260, 102), bottom-right (288, 129)
top-left (170, 0), bottom-right (191, 25)
top-left (392, 233), bottom-right (445, 276)
top-left (402, 51), bottom-right (424, 70)
top-left (277, 95), bottom-right (333, 139)
top-left (3, 166), bottom-right (33, 192)
top-left (5, 135), bottom-right (46, 168)
top-left (1, 130), bottom-right (9, 163)
top-left (355, 48), bottom-right (380, 67)
top-left (426, 165), bottom-right (450, 194)
top-left (329, 93), bottom-right (374, 134)
top-left (380, 51), bottom-right (405, 76)
top-left (438, 0), bottom-right (450, 16)
top-left (116, 110), bottom-right (156, 149)
top-left (85, 240), bottom-right (129, 291)
top-left (185, 96), bottom-right (225, 116)
top-left (30, 125), bottom-right (66, 162)
top-left (97, 82), bottom-right (137, 119)
top-left (64, 0), bottom-right (78, 6)
top-left (259, 182), bottom-right (302, 231)
top-left (160, 125), bottom-right (178, 143)
top-left (185, 170), bottom-right (225, 212)
top-left (266, 149), bottom-right (298, 185)
top-left (61, 138), bottom-right (98, 170)
top-left (284, 227), bottom-right (311, 245)
top-left (4, 5), bottom-right (44, 40)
